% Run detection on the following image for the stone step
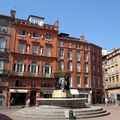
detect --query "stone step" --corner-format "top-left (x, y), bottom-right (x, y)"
top-left (75, 110), bottom-right (107, 115)
top-left (13, 106), bottom-right (110, 119)
top-left (77, 111), bottom-right (110, 119)
top-left (14, 113), bottom-right (66, 119)
top-left (75, 106), bottom-right (103, 112)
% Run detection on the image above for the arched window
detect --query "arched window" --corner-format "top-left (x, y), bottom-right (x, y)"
top-left (0, 37), bottom-right (6, 52)
top-left (29, 62), bottom-right (39, 74)
top-left (15, 61), bottom-right (24, 73)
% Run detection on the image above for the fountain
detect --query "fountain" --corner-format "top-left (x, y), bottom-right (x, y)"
top-left (13, 72), bottom-right (110, 119)
top-left (37, 71), bottom-right (87, 108)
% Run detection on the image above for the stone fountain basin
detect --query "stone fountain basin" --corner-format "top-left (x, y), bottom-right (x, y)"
top-left (37, 98), bottom-right (87, 108)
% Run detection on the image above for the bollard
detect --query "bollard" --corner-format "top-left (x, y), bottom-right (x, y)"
top-left (65, 110), bottom-right (76, 119)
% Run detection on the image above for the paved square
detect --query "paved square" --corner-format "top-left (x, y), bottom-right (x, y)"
top-left (0, 105), bottom-right (120, 120)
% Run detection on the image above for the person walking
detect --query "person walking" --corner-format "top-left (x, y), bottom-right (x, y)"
top-left (105, 97), bottom-right (108, 106)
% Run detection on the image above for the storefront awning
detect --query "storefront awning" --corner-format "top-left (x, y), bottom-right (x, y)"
top-left (70, 89), bottom-right (79, 95)
top-left (10, 89), bottom-right (28, 93)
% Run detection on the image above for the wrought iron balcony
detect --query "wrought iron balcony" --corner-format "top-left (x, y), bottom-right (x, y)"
top-left (9, 71), bottom-right (54, 78)
top-left (0, 48), bottom-right (9, 54)
top-left (0, 70), bottom-right (9, 76)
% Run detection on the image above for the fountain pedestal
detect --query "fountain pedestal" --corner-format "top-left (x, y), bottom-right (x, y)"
top-left (52, 90), bottom-right (72, 98)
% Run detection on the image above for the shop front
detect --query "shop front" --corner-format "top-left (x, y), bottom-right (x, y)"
top-left (10, 89), bottom-right (28, 106)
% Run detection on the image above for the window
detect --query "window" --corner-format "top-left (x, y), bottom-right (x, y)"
top-left (68, 50), bottom-right (72, 60)
top-left (59, 41), bottom-right (64, 47)
top-left (15, 61), bottom-right (24, 73)
top-left (46, 46), bottom-right (51, 57)
top-left (0, 61), bottom-right (4, 73)
top-left (69, 75), bottom-right (72, 87)
top-left (46, 34), bottom-right (51, 40)
top-left (84, 45), bottom-right (88, 50)
top-left (14, 80), bottom-right (26, 87)
top-left (19, 30), bottom-right (25, 36)
top-left (68, 42), bottom-right (72, 48)
top-left (40, 46), bottom-right (44, 55)
top-left (97, 56), bottom-right (100, 64)
top-left (84, 52), bottom-right (88, 62)
top-left (31, 81), bottom-right (36, 87)
top-left (76, 44), bottom-right (80, 49)
top-left (29, 17), bottom-right (44, 27)
top-left (76, 51), bottom-right (80, 61)
top-left (43, 63), bottom-right (52, 77)
top-left (92, 55), bottom-right (95, 63)
top-left (18, 42), bottom-right (24, 53)
top-left (85, 63), bottom-right (88, 73)
top-left (59, 49), bottom-right (64, 59)
top-left (92, 76), bottom-right (95, 88)
top-left (77, 63), bottom-right (81, 72)
top-left (30, 62), bottom-right (38, 74)
top-left (0, 37), bottom-right (6, 52)
top-left (93, 65), bottom-right (95, 72)
top-left (68, 62), bottom-right (72, 71)
top-left (84, 75), bottom-right (88, 87)
top-left (33, 45), bottom-right (38, 54)
top-left (77, 74), bottom-right (81, 87)
top-left (26, 44), bottom-right (30, 53)
top-left (98, 76), bottom-right (101, 88)
top-left (41, 82), bottom-right (52, 87)
top-left (0, 25), bottom-right (7, 33)
top-left (60, 61), bottom-right (64, 71)
top-left (33, 32), bottom-right (38, 38)
top-left (40, 34), bottom-right (44, 39)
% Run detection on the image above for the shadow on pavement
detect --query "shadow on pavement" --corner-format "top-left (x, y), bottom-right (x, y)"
top-left (0, 113), bottom-right (13, 120)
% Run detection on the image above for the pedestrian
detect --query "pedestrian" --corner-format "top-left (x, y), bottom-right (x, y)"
top-left (105, 97), bottom-right (108, 106)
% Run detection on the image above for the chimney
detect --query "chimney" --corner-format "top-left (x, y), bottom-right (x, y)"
top-left (80, 35), bottom-right (84, 41)
top-left (9, 10), bottom-right (16, 18)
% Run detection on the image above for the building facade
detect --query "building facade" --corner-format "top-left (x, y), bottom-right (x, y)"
top-left (0, 10), bottom-right (103, 107)
top-left (0, 12), bottom-right (14, 106)
top-left (58, 33), bottom-right (103, 104)
top-left (103, 48), bottom-right (120, 104)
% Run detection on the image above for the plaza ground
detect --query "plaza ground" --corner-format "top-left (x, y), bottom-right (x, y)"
top-left (0, 104), bottom-right (120, 120)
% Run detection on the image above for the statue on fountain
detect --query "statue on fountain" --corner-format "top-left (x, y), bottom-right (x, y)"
top-left (55, 76), bottom-right (70, 91)
top-left (53, 72), bottom-right (71, 98)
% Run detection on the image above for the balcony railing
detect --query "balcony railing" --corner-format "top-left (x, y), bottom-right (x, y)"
top-left (9, 71), bottom-right (54, 78)
top-left (0, 70), bottom-right (9, 76)
top-left (0, 48), bottom-right (9, 53)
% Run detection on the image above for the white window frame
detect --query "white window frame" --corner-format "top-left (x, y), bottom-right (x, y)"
top-left (30, 63), bottom-right (38, 74)
top-left (0, 37), bottom-right (6, 52)
top-left (68, 50), bottom-right (72, 60)
top-left (15, 61), bottom-right (24, 73)
top-left (59, 49), bottom-right (64, 59)
top-left (60, 61), bottom-right (64, 71)
top-left (77, 51), bottom-right (80, 61)
top-left (0, 61), bottom-right (4, 73)
top-left (46, 46), bottom-right (51, 57)
top-left (43, 64), bottom-right (52, 77)
top-left (68, 62), bottom-right (72, 71)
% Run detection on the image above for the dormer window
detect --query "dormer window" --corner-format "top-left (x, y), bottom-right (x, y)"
top-left (28, 15), bottom-right (45, 27)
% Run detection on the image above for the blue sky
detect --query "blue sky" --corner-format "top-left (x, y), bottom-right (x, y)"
top-left (0, 0), bottom-right (120, 51)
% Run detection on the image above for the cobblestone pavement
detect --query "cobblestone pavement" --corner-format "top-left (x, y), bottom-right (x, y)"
top-left (0, 104), bottom-right (120, 120)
